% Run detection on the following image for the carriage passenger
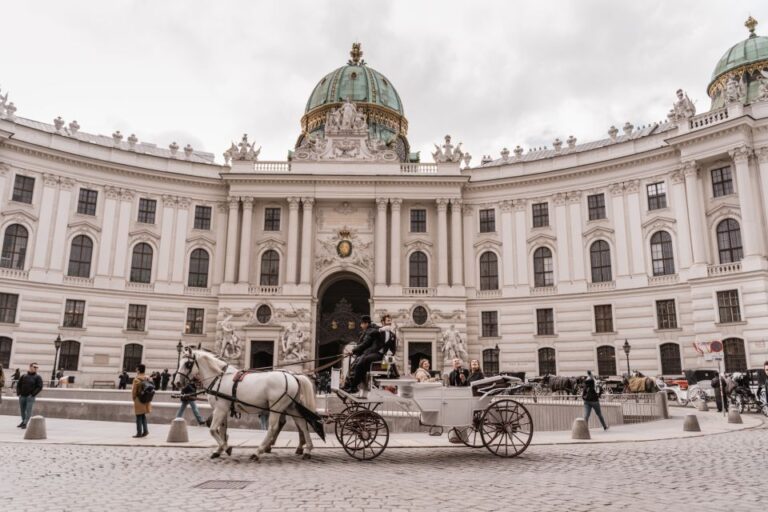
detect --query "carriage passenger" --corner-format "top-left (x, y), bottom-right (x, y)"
top-left (448, 358), bottom-right (469, 387)
top-left (467, 359), bottom-right (485, 383)
top-left (413, 359), bottom-right (437, 382)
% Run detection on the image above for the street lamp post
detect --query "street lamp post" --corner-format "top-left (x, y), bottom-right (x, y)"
top-left (51, 334), bottom-right (62, 387)
top-left (176, 340), bottom-right (183, 368)
top-left (622, 339), bottom-right (631, 376)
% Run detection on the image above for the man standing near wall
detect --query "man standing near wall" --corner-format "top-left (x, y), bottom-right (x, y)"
top-left (16, 363), bottom-right (43, 429)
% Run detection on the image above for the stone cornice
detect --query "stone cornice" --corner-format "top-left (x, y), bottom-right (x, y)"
top-left (664, 115), bottom-right (756, 148)
top-left (223, 173), bottom-right (469, 188)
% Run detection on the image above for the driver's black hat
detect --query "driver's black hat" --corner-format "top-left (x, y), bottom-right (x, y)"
top-left (360, 315), bottom-right (372, 324)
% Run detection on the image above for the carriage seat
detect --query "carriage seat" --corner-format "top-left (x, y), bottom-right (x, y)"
top-left (470, 375), bottom-right (522, 397)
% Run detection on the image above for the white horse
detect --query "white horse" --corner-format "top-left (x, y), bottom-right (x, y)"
top-left (173, 348), bottom-right (321, 460)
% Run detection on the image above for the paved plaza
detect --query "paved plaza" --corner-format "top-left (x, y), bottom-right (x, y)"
top-left (0, 413), bottom-right (765, 512)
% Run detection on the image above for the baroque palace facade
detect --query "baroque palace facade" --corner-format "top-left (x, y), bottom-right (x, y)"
top-left (2, 24), bottom-right (768, 385)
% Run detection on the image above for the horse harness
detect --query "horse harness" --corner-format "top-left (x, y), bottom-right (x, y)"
top-left (205, 367), bottom-right (305, 420)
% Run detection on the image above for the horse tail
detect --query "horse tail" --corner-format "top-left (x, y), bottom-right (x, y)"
top-left (296, 374), bottom-right (317, 412)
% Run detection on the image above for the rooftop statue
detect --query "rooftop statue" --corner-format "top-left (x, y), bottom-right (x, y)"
top-left (432, 135), bottom-right (464, 163)
top-left (756, 70), bottom-right (768, 102)
top-left (224, 133), bottom-right (261, 164)
top-left (326, 98), bottom-right (367, 135)
top-left (725, 75), bottom-right (746, 104)
top-left (671, 89), bottom-right (696, 121)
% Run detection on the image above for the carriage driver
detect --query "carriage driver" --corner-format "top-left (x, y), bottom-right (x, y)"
top-left (343, 314), bottom-right (394, 393)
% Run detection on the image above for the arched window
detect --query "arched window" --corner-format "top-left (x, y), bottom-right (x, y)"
top-left (122, 343), bottom-right (143, 372)
top-left (187, 248), bottom-right (209, 288)
top-left (723, 338), bottom-right (747, 373)
top-left (0, 336), bottom-right (12, 368)
top-left (129, 243), bottom-right (153, 283)
top-left (533, 247), bottom-right (554, 287)
top-left (1, 224), bottom-right (29, 270)
top-left (482, 347), bottom-right (500, 376)
top-left (67, 235), bottom-right (93, 278)
top-left (716, 219), bottom-right (743, 264)
top-left (409, 251), bottom-right (428, 288)
top-left (538, 347), bottom-right (556, 376)
top-left (590, 240), bottom-right (612, 283)
top-left (659, 343), bottom-right (682, 375)
top-left (59, 340), bottom-right (80, 371)
top-left (479, 252), bottom-right (499, 290)
top-left (260, 250), bottom-right (280, 286)
top-left (596, 346), bottom-right (616, 376)
top-left (650, 231), bottom-right (675, 276)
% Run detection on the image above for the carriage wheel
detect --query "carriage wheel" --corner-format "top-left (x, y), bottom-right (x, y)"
top-left (687, 385), bottom-right (706, 407)
top-left (454, 411), bottom-right (484, 448)
top-left (334, 405), bottom-right (365, 444)
top-left (479, 399), bottom-right (533, 458)
top-left (340, 410), bottom-right (389, 461)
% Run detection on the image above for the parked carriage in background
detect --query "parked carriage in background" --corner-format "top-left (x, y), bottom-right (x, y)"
top-left (728, 370), bottom-right (768, 416)
top-left (684, 368), bottom-right (719, 406)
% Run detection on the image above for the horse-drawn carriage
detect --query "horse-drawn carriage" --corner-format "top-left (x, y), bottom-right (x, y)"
top-left (684, 368), bottom-right (719, 406)
top-left (728, 370), bottom-right (768, 415)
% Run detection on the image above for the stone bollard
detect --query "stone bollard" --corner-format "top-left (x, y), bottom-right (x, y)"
top-left (571, 418), bottom-right (591, 440)
top-left (727, 409), bottom-right (743, 424)
top-left (166, 418), bottom-right (189, 443)
top-left (655, 391), bottom-right (670, 419)
top-left (695, 400), bottom-right (709, 412)
top-left (683, 414), bottom-right (701, 432)
top-left (24, 416), bottom-right (47, 440)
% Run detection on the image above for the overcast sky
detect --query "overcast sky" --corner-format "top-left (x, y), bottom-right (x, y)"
top-left (3, 1), bottom-right (767, 164)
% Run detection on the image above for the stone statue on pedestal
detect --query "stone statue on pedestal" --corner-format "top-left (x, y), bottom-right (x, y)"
top-left (282, 323), bottom-right (307, 362)
top-left (441, 324), bottom-right (468, 364)
top-left (216, 314), bottom-right (243, 361)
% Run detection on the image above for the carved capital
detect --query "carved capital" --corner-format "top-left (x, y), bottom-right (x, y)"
top-left (228, 197), bottom-right (240, 209)
top-left (375, 197), bottom-right (389, 210)
top-left (162, 194), bottom-right (177, 207)
top-left (681, 161), bottom-right (698, 178)
top-left (389, 198), bottom-right (402, 210)
top-left (43, 174), bottom-right (59, 187)
top-left (670, 171), bottom-right (685, 185)
top-left (567, 191), bottom-right (582, 204)
top-left (729, 144), bottom-right (753, 164)
top-left (217, 201), bottom-right (229, 213)
top-left (436, 198), bottom-right (449, 211)
top-left (462, 204), bottom-right (474, 216)
top-left (514, 199), bottom-right (527, 211)
top-left (609, 183), bottom-right (624, 196)
top-left (240, 196), bottom-right (254, 209)
top-left (287, 197), bottom-right (301, 210)
top-left (499, 200), bottom-right (514, 212)
top-left (177, 196), bottom-right (191, 209)
top-left (105, 186), bottom-right (121, 200)
top-left (755, 146), bottom-right (768, 164)
top-left (301, 197), bottom-right (315, 209)
top-left (553, 193), bottom-right (567, 206)
top-left (623, 180), bottom-right (640, 194)
top-left (59, 177), bottom-right (75, 190)
top-left (120, 189), bottom-right (135, 201)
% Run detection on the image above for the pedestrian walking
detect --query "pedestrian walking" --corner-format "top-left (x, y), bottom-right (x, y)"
top-left (131, 364), bottom-right (153, 438)
top-left (712, 374), bottom-right (729, 412)
top-left (174, 379), bottom-right (206, 425)
top-left (0, 364), bottom-right (5, 403)
top-left (16, 363), bottom-right (43, 429)
top-left (582, 370), bottom-right (608, 430)
top-left (117, 370), bottom-right (130, 390)
top-left (151, 371), bottom-right (161, 390)
top-left (11, 368), bottom-right (20, 390)
top-left (160, 368), bottom-right (170, 391)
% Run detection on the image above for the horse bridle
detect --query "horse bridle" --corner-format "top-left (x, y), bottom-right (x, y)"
top-left (173, 352), bottom-right (199, 386)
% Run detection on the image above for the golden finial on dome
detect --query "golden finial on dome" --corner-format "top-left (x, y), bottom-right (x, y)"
top-left (348, 42), bottom-right (365, 65)
top-left (745, 16), bottom-right (758, 37)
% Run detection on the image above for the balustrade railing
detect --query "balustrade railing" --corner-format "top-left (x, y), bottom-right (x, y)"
top-left (184, 285), bottom-right (212, 296)
top-left (707, 262), bottom-right (742, 276)
top-left (476, 289), bottom-right (502, 298)
top-left (403, 287), bottom-right (437, 297)
top-left (63, 276), bottom-right (94, 287)
top-left (530, 285), bottom-right (557, 296)
top-left (587, 281), bottom-right (616, 292)
top-left (252, 161), bottom-right (291, 172)
top-left (648, 274), bottom-right (679, 286)
top-left (126, 282), bottom-right (155, 292)
top-left (400, 163), bottom-right (438, 174)
top-left (688, 108), bottom-right (728, 130)
top-left (0, 267), bottom-right (29, 280)
top-left (249, 285), bottom-right (282, 295)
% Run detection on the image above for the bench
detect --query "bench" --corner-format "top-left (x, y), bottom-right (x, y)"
top-left (92, 380), bottom-right (116, 389)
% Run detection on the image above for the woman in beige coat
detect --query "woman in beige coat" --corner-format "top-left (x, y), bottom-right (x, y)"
top-left (131, 364), bottom-right (151, 437)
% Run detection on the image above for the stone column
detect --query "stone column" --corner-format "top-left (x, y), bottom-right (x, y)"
top-left (224, 197), bottom-right (240, 283)
top-left (375, 197), bottom-right (388, 285)
top-left (48, 178), bottom-right (74, 271)
top-left (300, 197), bottom-right (315, 285)
top-left (500, 200), bottom-right (514, 287)
top-left (450, 198), bottom-right (463, 286)
top-left (683, 162), bottom-right (708, 266)
top-left (436, 198), bottom-right (449, 286)
top-left (171, 198), bottom-right (190, 283)
top-left (670, 171), bottom-right (693, 270)
top-left (285, 197), bottom-right (301, 285)
top-left (238, 197), bottom-right (254, 284)
top-left (757, 147), bottom-right (768, 242)
top-left (96, 187), bottom-right (120, 276)
top-left (731, 146), bottom-right (764, 260)
top-left (390, 198), bottom-right (402, 285)
top-left (514, 200), bottom-right (528, 286)
top-left (624, 180), bottom-right (645, 275)
top-left (213, 202), bottom-right (228, 285)
top-left (111, 190), bottom-right (134, 278)
top-left (568, 192), bottom-right (585, 281)
top-left (0, 166), bottom-right (8, 211)
top-left (610, 184), bottom-right (629, 277)
top-left (31, 174), bottom-right (59, 271)
top-left (156, 195), bottom-right (176, 282)
top-left (462, 204), bottom-right (475, 288)
top-left (554, 193), bottom-right (571, 283)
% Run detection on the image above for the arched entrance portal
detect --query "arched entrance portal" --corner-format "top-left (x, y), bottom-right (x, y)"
top-left (316, 273), bottom-right (370, 366)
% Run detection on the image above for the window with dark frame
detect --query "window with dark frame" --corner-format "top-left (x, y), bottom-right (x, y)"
top-left (717, 290), bottom-right (741, 324)
top-left (187, 249), bottom-right (210, 288)
top-left (538, 347), bottom-right (556, 376)
top-left (67, 235), bottom-right (93, 278)
top-left (723, 338), bottom-right (747, 373)
top-left (646, 182), bottom-right (667, 210)
top-left (185, 308), bottom-right (205, 335)
top-left (589, 240), bottom-right (612, 283)
top-left (479, 252), bottom-right (499, 290)
top-left (716, 219), bottom-right (743, 264)
top-left (656, 299), bottom-right (678, 330)
top-left (410, 209), bottom-right (427, 233)
top-left (1, 224), bottom-right (29, 270)
top-left (122, 343), bottom-right (143, 372)
top-left (194, 205), bottom-right (212, 230)
top-left (264, 207), bottom-right (281, 231)
top-left (659, 343), bottom-right (682, 375)
top-left (587, 193), bottom-right (606, 220)
top-left (482, 348), bottom-right (499, 376)
top-left (126, 304), bottom-right (147, 332)
top-left (532, 202), bottom-right (549, 228)
top-left (0, 337), bottom-right (12, 368)
top-left (77, 188), bottom-right (98, 215)
top-left (481, 311), bottom-right (498, 338)
top-left (596, 346), bottom-right (617, 376)
top-left (58, 340), bottom-right (80, 371)
top-left (0, 293), bottom-right (19, 324)
top-left (260, 250), bottom-right (280, 286)
top-left (536, 308), bottom-right (554, 335)
top-left (63, 299), bottom-right (86, 328)
top-left (130, 243), bottom-right (153, 283)
top-left (594, 304), bottom-right (613, 333)
top-left (650, 231), bottom-right (675, 276)
top-left (409, 251), bottom-right (428, 288)
top-left (711, 166), bottom-right (734, 197)
top-left (533, 247), bottom-right (554, 287)
top-left (137, 198), bottom-right (157, 224)
top-left (12, 175), bottom-right (35, 204)
top-left (479, 208), bottom-right (495, 233)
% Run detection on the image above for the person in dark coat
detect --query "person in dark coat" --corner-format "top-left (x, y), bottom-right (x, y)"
top-left (759, 361), bottom-right (768, 406)
top-left (467, 359), bottom-right (485, 384)
top-left (160, 369), bottom-right (171, 391)
top-left (151, 371), bottom-right (161, 390)
top-left (118, 371), bottom-right (130, 390)
top-left (448, 358), bottom-right (469, 386)
top-left (11, 368), bottom-right (21, 390)
top-left (174, 378), bottom-right (205, 425)
top-left (16, 363), bottom-right (43, 429)
top-left (712, 374), bottom-right (729, 412)
top-left (343, 315), bottom-right (381, 393)
top-left (582, 370), bottom-right (608, 430)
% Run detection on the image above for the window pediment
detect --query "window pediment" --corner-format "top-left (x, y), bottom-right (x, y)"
top-left (1, 207), bottom-right (38, 224)
top-left (186, 233), bottom-right (216, 246)
top-left (641, 215), bottom-right (676, 233)
top-left (68, 219), bottom-right (102, 234)
top-left (526, 232), bottom-right (557, 245)
top-left (582, 225), bottom-right (614, 239)
top-left (128, 228), bottom-right (161, 242)
top-left (258, 236), bottom-right (286, 250)
top-left (705, 201), bottom-right (740, 219)
top-left (473, 238), bottom-right (502, 251)
top-left (404, 238), bottom-right (433, 250)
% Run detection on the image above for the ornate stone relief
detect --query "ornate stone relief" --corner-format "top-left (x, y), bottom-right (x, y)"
top-left (224, 134), bottom-right (260, 164)
top-left (314, 227), bottom-right (373, 273)
top-left (432, 135), bottom-right (464, 163)
top-left (669, 89), bottom-right (696, 123)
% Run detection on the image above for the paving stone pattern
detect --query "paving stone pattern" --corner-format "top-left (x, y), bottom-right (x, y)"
top-left (1, 424), bottom-right (765, 511)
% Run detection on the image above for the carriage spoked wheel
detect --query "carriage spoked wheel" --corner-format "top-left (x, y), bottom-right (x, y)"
top-left (334, 404), bottom-right (366, 443)
top-left (453, 411), bottom-right (484, 448)
top-left (340, 410), bottom-right (389, 461)
top-left (479, 399), bottom-right (533, 458)
top-left (687, 385), bottom-right (707, 407)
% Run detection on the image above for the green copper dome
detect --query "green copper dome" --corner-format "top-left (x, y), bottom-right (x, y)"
top-left (710, 34), bottom-right (768, 82)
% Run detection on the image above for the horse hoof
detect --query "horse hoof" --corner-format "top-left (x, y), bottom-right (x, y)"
top-left (249, 454), bottom-right (259, 462)
top-left (225, 447), bottom-right (233, 456)
top-left (295, 447), bottom-right (304, 455)
top-left (302, 452), bottom-right (311, 460)
top-left (264, 446), bottom-right (271, 454)
top-left (210, 452), bottom-right (221, 459)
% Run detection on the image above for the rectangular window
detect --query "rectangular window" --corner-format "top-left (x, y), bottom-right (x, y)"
top-left (532, 202), bottom-right (549, 228)
top-left (536, 308), bottom-right (554, 335)
top-left (0, 293), bottom-right (19, 324)
top-left (656, 299), bottom-right (678, 330)
top-left (587, 193), bottom-right (606, 220)
top-left (717, 290), bottom-right (741, 324)
top-left (137, 198), bottom-right (157, 224)
top-left (77, 188), bottom-right (98, 215)
top-left (127, 304), bottom-right (147, 332)
top-left (410, 209), bottom-right (427, 233)
top-left (264, 207), bottom-right (281, 231)
top-left (711, 166), bottom-right (734, 197)
top-left (12, 175), bottom-right (35, 204)
top-left (594, 305), bottom-right (613, 333)
top-left (193, 205), bottom-right (212, 230)
top-left (63, 299), bottom-right (86, 328)
top-left (479, 209), bottom-right (495, 233)
top-left (647, 182), bottom-right (667, 210)
top-left (481, 311), bottom-right (498, 338)
top-left (185, 307), bottom-right (205, 335)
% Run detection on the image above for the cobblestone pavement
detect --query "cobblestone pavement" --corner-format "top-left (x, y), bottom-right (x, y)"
top-left (1, 423), bottom-right (765, 512)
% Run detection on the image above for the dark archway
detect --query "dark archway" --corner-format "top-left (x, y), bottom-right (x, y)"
top-left (316, 273), bottom-right (370, 366)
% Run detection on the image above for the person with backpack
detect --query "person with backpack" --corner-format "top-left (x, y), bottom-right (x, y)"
top-left (131, 364), bottom-right (154, 438)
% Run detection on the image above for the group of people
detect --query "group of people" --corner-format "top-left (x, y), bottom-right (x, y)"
top-left (412, 357), bottom-right (486, 386)
top-left (341, 314), bottom-right (398, 394)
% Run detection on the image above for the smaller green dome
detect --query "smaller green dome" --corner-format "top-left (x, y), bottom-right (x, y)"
top-left (710, 33), bottom-right (768, 82)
